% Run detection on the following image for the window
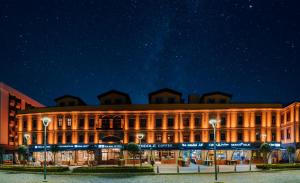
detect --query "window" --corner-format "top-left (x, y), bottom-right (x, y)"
top-left (102, 118), bottom-right (110, 129)
top-left (129, 134), bottom-right (135, 142)
top-left (79, 118), bottom-right (84, 128)
top-left (67, 117), bottom-right (72, 127)
top-left (221, 115), bottom-right (226, 126)
top-left (57, 134), bottom-right (62, 144)
top-left (23, 119), bottom-right (27, 130)
top-left (238, 132), bottom-right (243, 141)
top-left (183, 134), bottom-right (190, 142)
top-left (168, 97), bottom-right (175, 104)
top-left (79, 134), bottom-right (84, 143)
top-left (167, 118), bottom-right (174, 127)
top-left (32, 119), bottom-right (37, 129)
top-left (221, 133), bottom-right (226, 141)
top-left (281, 130), bottom-right (284, 140)
top-left (281, 114), bottom-right (284, 124)
top-left (208, 98), bottom-right (215, 103)
top-left (155, 118), bottom-right (162, 128)
top-left (287, 111), bottom-right (291, 122)
top-left (195, 134), bottom-right (201, 141)
top-left (272, 132), bottom-right (276, 141)
top-left (194, 117), bottom-right (201, 127)
top-left (32, 134), bottom-right (37, 144)
top-left (69, 101), bottom-right (75, 106)
top-left (155, 97), bottom-right (163, 104)
top-left (58, 117), bottom-right (63, 127)
top-left (66, 134), bottom-right (72, 143)
top-left (89, 118), bottom-right (95, 128)
top-left (104, 99), bottom-right (111, 105)
top-left (140, 118), bottom-right (147, 128)
top-left (167, 133), bottom-right (174, 142)
top-left (89, 134), bottom-right (94, 143)
top-left (219, 99), bottom-right (226, 103)
top-left (183, 117), bottom-right (189, 127)
top-left (155, 134), bottom-right (162, 142)
top-left (255, 131), bottom-right (260, 141)
top-left (209, 133), bottom-right (214, 141)
top-left (115, 98), bottom-right (122, 104)
top-left (287, 128), bottom-right (291, 139)
top-left (129, 118), bottom-right (135, 128)
top-left (255, 113), bottom-right (262, 125)
top-left (271, 112), bottom-right (276, 126)
top-left (238, 113), bottom-right (243, 126)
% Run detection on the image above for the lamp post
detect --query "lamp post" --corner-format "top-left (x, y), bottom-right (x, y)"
top-left (42, 117), bottom-right (52, 182)
top-left (137, 133), bottom-right (144, 167)
top-left (24, 133), bottom-right (30, 163)
top-left (261, 134), bottom-right (267, 143)
top-left (209, 118), bottom-right (219, 182)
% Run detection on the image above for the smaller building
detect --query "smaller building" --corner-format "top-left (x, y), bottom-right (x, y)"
top-left (0, 82), bottom-right (44, 163)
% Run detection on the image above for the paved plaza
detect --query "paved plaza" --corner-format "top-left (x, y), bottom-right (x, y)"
top-left (1, 169), bottom-right (300, 183)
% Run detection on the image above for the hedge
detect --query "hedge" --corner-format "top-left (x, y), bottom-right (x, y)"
top-left (256, 164), bottom-right (300, 170)
top-left (0, 166), bottom-right (69, 172)
top-left (72, 166), bottom-right (154, 173)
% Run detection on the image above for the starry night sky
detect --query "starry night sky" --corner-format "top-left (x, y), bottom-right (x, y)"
top-left (0, 0), bottom-right (299, 106)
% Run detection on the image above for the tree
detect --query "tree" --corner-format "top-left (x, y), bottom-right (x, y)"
top-left (50, 145), bottom-right (60, 165)
top-left (287, 146), bottom-right (296, 164)
top-left (0, 146), bottom-right (5, 164)
top-left (125, 143), bottom-right (140, 166)
top-left (259, 143), bottom-right (272, 164)
top-left (17, 145), bottom-right (28, 166)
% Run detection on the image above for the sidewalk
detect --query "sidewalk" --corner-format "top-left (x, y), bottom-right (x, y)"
top-left (154, 163), bottom-right (260, 174)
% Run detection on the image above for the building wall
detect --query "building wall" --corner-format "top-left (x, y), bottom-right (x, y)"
top-left (0, 82), bottom-right (44, 149)
top-left (17, 107), bottom-right (289, 146)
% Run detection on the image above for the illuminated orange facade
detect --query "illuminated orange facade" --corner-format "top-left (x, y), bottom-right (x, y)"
top-left (14, 89), bottom-right (300, 165)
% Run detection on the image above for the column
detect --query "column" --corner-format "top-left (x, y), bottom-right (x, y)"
top-left (84, 132), bottom-right (88, 144)
top-left (190, 130), bottom-right (194, 143)
top-left (28, 115), bottom-right (32, 132)
top-left (135, 114), bottom-right (139, 130)
top-left (174, 113), bottom-right (179, 130)
top-left (162, 114), bottom-right (167, 130)
top-left (124, 114), bottom-right (129, 130)
top-left (190, 113), bottom-right (194, 129)
top-left (124, 132), bottom-right (128, 144)
top-left (84, 114), bottom-right (88, 130)
top-left (174, 131), bottom-right (179, 143)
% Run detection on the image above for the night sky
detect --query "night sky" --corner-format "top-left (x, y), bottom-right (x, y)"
top-left (0, 0), bottom-right (299, 106)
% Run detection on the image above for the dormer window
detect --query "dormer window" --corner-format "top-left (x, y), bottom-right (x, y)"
top-left (168, 97), bottom-right (175, 104)
top-left (155, 97), bottom-right (163, 104)
top-left (208, 98), bottom-right (215, 103)
top-left (104, 99), bottom-right (111, 105)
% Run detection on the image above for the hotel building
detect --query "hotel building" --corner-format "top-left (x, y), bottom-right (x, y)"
top-left (15, 88), bottom-right (300, 165)
top-left (0, 82), bottom-right (44, 159)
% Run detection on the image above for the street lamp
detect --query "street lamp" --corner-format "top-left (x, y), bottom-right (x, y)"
top-left (209, 118), bottom-right (220, 182)
top-left (137, 133), bottom-right (144, 167)
top-left (24, 133), bottom-right (30, 163)
top-left (42, 117), bottom-right (52, 182)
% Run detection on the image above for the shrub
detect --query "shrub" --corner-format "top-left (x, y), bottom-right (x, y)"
top-left (72, 166), bottom-right (154, 173)
top-left (0, 166), bottom-right (69, 172)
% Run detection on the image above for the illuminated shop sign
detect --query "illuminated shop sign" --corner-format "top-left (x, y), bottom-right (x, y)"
top-left (208, 142), bottom-right (230, 148)
top-left (139, 143), bottom-right (175, 150)
top-left (231, 143), bottom-right (251, 148)
top-left (98, 144), bottom-right (122, 149)
top-left (269, 143), bottom-right (281, 148)
top-left (30, 142), bottom-right (281, 152)
top-left (180, 143), bottom-right (204, 149)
